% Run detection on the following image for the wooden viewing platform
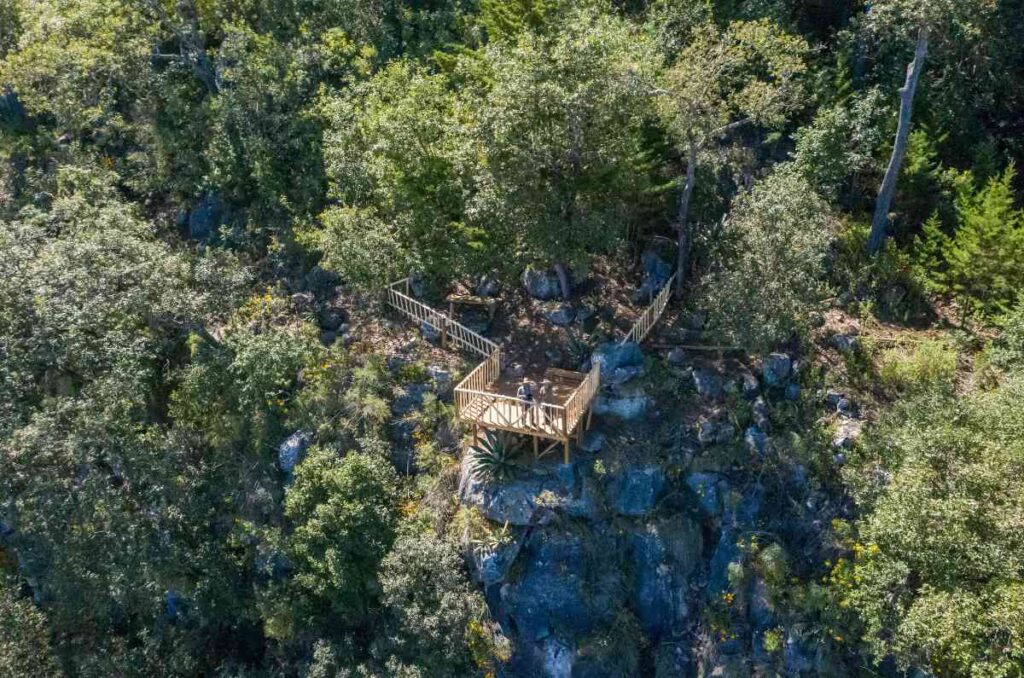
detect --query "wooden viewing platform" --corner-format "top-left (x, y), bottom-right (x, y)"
top-left (386, 279), bottom-right (600, 463)
top-left (385, 269), bottom-right (674, 464)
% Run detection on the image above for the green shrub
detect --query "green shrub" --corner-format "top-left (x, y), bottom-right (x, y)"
top-left (831, 222), bottom-right (932, 323)
top-left (877, 339), bottom-right (957, 394)
top-left (842, 375), bottom-right (1024, 676)
top-left (467, 431), bottom-right (525, 483)
top-left (914, 165), bottom-right (1024, 318)
top-left (988, 301), bottom-right (1024, 370)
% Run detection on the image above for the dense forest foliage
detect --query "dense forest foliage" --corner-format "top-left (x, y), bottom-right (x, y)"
top-left (2, 0), bottom-right (1024, 676)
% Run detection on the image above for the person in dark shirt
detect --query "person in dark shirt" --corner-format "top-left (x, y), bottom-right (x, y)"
top-left (516, 379), bottom-right (534, 426)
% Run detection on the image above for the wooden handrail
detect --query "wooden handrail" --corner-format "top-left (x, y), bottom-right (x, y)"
top-left (562, 361), bottom-right (600, 433)
top-left (623, 273), bottom-right (676, 345)
top-left (386, 284), bottom-right (498, 358)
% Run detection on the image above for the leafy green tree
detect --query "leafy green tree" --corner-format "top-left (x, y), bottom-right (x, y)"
top-left (658, 19), bottom-right (808, 291)
top-left (471, 5), bottom-right (658, 297)
top-left (863, 0), bottom-right (997, 253)
top-left (0, 0), bottom-right (154, 146)
top-left (792, 88), bottom-right (887, 204)
top-left (703, 165), bottom-right (833, 351)
top-left (843, 376), bottom-right (1024, 676)
top-left (0, 581), bottom-right (61, 677)
top-left (0, 1), bottom-right (21, 60)
top-left (318, 62), bottom-right (478, 285)
top-left (375, 531), bottom-right (489, 675)
top-left (274, 448), bottom-right (400, 635)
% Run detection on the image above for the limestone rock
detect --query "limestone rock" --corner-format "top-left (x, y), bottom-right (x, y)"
top-left (628, 518), bottom-right (702, 637)
top-left (610, 466), bottom-right (666, 517)
top-left (278, 431), bottom-right (312, 474)
top-left (523, 267), bottom-right (562, 300)
top-left (593, 382), bottom-right (649, 420)
top-left (693, 368), bottom-right (724, 399)
top-left (544, 304), bottom-right (576, 326)
top-left (762, 352), bottom-right (792, 387)
top-left (591, 342), bottom-right (644, 385)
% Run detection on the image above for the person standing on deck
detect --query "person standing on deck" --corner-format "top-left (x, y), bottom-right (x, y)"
top-left (537, 378), bottom-right (552, 429)
top-left (517, 379), bottom-right (534, 427)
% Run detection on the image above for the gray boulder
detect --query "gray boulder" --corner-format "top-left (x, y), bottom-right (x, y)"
top-left (744, 426), bottom-right (768, 455)
top-left (187, 193), bottom-right (223, 241)
top-left (697, 419), bottom-right (719, 445)
top-left (474, 539), bottom-right (524, 587)
top-left (591, 342), bottom-right (644, 385)
top-left (784, 632), bottom-right (815, 674)
top-left (748, 577), bottom-right (775, 631)
top-left (505, 530), bottom-right (592, 640)
top-left (707, 531), bottom-right (742, 597)
top-left (629, 518), bottom-right (702, 637)
top-left (318, 307), bottom-right (345, 331)
top-left (762, 352), bottom-right (793, 387)
top-left (461, 463), bottom-right (579, 526)
top-left (463, 477), bottom-right (547, 526)
top-left (593, 382), bottom-right (649, 420)
top-left (608, 365), bottom-right (644, 385)
top-left (824, 389), bottom-right (846, 410)
top-left (686, 472), bottom-right (726, 518)
top-left (833, 419), bottom-right (864, 449)
top-left (610, 466), bottom-right (666, 517)
top-left (427, 365), bottom-right (453, 394)
top-left (475, 275), bottom-right (501, 297)
top-left (666, 347), bottom-right (687, 365)
top-left (278, 431), bottom-right (312, 474)
top-left (291, 291), bottom-right (314, 309)
top-left (522, 267), bottom-right (563, 300)
top-left (741, 372), bottom-right (760, 399)
top-left (831, 333), bottom-right (859, 352)
top-left (693, 368), bottom-right (724, 399)
top-left (715, 422), bottom-right (736, 444)
top-left (304, 265), bottom-right (341, 297)
top-left (751, 397), bottom-right (770, 430)
top-left (542, 637), bottom-right (574, 678)
top-left (634, 250), bottom-right (672, 302)
top-left (544, 304), bottom-right (576, 326)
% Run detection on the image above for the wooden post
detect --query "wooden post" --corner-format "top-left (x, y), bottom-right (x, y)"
top-left (533, 436), bottom-right (539, 459)
top-left (440, 317), bottom-right (448, 349)
top-left (563, 438), bottom-right (570, 465)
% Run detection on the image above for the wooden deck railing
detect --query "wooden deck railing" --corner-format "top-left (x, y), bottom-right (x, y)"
top-left (622, 273), bottom-right (676, 345)
top-left (563, 362), bottom-right (601, 434)
top-left (386, 279), bottom-right (498, 358)
top-left (387, 278), bottom-right (605, 461)
top-left (454, 350), bottom-right (502, 413)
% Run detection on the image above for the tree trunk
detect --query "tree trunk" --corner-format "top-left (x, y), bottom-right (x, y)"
top-left (867, 26), bottom-right (929, 254)
top-left (675, 139), bottom-right (698, 293)
top-left (553, 262), bottom-right (572, 301)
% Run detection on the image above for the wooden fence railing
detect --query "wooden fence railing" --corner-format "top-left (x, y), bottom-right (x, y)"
top-left (386, 279), bottom-right (498, 358)
top-left (563, 362), bottom-right (601, 434)
top-left (388, 279), bottom-right (602, 461)
top-left (622, 273), bottom-right (676, 345)
top-left (454, 350), bottom-right (502, 413)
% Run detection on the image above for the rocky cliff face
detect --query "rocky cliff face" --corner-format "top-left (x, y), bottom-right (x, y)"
top-left (458, 345), bottom-right (852, 677)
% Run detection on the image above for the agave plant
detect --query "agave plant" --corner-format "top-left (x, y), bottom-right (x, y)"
top-left (467, 430), bottom-right (525, 483)
top-left (565, 331), bottom-right (594, 370)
